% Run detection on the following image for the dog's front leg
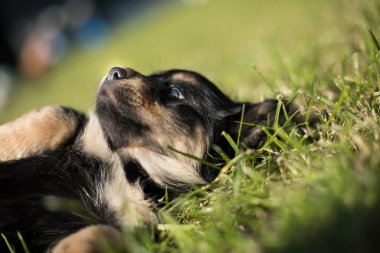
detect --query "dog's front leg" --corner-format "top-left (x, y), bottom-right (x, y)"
top-left (0, 106), bottom-right (86, 161)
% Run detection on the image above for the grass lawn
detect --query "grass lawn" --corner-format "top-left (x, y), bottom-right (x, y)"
top-left (1, 0), bottom-right (380, 252)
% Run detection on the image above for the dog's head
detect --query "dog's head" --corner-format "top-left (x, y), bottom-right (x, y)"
top-left (95, 67), bottom-right (285, 190)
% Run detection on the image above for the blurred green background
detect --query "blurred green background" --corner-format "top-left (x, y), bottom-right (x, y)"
top-left (0, 0), bottom-right (365, 123)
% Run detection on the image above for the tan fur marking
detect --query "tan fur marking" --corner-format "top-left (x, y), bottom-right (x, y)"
top-left (171, 72), bottom-right (198, 85)
top-left (78, 113), bottom-right (113, 160)
top-left (0, 106), bottom-right (79, 161)
top-left (124, 147), bottom-right (206, 187)
top-left (100, 159), bottom-right (157, 228)
top-left (118, 76), bottom-right (145, 88)
top-left (51, 225), bottom-right (125, 253)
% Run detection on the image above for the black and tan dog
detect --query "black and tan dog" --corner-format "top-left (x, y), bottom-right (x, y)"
top-left (0, 67), bottom-right (287, 253)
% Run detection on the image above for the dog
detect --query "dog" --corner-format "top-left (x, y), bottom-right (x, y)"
top-left (0, 67), bottom-right (287, 253)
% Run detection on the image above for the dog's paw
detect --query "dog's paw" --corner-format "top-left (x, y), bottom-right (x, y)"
top-left (51, 225), bottom-right (125, 253)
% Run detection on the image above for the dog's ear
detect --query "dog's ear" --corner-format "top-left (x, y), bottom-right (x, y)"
top-left (223, 99), bottom-right (288, 149)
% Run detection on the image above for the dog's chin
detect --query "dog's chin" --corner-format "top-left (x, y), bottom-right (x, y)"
top-left (96, 81), bottom-right (120, 109)
top-left (95, 101), bottom-right (148, 153)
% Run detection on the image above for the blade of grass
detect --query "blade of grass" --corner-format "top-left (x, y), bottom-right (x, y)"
top-left (168, 145), bottom-right (220, 170)
top-left (261, 128), bottom-right (286, 150)
top-left (318, 96), bottom-right (337, 107)
top-left (211, 144), bottom-right (231, 162)
top-left (256, 110), bottom-right (299, 150)
top-left (369, 30), bottom-right (380, 51)
top-left (236, 104), bottom-right (246, 152)
top-left (221, 131), bottom-right (239, 155)
top-left (215, 153), bottom-right (244, 181)
top-left (287, 91), bottom-right (300, 105)
top-left (1, 233), bottom-right (15, 253)
top-left (17, 232), bottom-right (30, 253)
top-left (214, 149), bottom-right (254, 182)
top-left (274, 99), bottom-right (283, 129)
top-left (324, 90), bottom-right (347, 128)
top-left (164, 187), bottom-right (169, 206)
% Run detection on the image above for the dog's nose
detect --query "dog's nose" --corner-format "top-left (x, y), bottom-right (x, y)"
top-left (108, 67), bottom-right (127, 80)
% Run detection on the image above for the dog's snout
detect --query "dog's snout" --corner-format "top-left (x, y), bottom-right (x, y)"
top-left (108, 67), bottom-right (127, 80)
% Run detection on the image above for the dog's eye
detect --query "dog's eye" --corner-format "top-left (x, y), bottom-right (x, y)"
top-left (169, 87), bottom-right (184, 99)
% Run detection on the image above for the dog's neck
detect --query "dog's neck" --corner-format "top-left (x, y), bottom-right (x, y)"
top-left (75, 113), bottom-right (157, 227)
top-left (77, 113), bottom-right (115, 161)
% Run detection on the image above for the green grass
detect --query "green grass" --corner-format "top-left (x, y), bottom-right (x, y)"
top-left (2, 0), bottom-right (380, 252)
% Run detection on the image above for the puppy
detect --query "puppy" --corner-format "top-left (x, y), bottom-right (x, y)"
top-left (0, 67), bottom-right (287, 253)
